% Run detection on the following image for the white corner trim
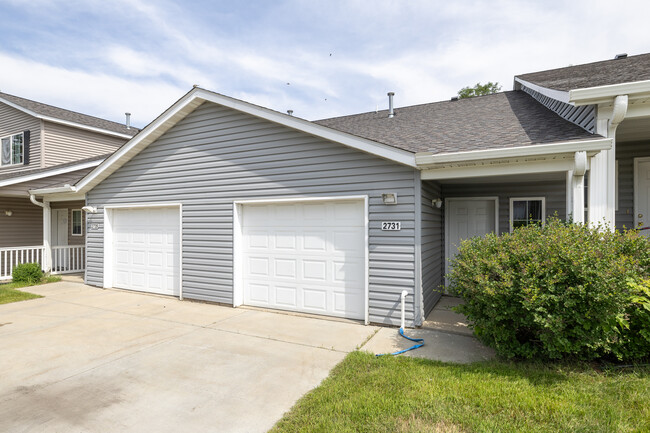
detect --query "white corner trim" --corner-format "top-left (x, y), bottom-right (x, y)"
top-left (0, 97), bottom-right (133, 139)
top-left (569, 80), bottom-right (650, 105)
top-left (1, 159), bottom-right (103, 188)
top-left (415, 138), bottom-right (611, 167)
top-left (514, 77), bottom-right (571, 104)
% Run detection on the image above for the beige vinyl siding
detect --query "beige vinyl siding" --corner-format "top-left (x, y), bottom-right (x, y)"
top-left (421, 180), bottom-right (444, 316)
top-left (51, 201), bottom-right (86, 245)
top-left (86, 101), bottom-right (420, 326)
top-left (0, 197), bottom-right (42, 247)
top-left (0, 167), bottom-right (95, 197)
top-left (0, 103), bottom-right (41, 174)
top-left (43, 121), bottom-right (126, 167)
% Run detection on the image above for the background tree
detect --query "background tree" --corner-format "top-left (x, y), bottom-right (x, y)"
top-left (457, 82), bottom-right (501, 99)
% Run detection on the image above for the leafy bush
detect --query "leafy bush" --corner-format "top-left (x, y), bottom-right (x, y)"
top-left (12, 263), bottom-right (44, 284)
top-left (448, 218), bottom-right (650, 361)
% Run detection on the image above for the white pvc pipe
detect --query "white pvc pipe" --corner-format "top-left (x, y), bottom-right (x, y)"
top-left (401, 290), bottom-right (408, 330)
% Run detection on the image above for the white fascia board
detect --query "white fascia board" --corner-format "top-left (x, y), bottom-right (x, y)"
top-left (514, 77), bottom-right (571, 104)
top-left (415, 138), bottom-right (611, 166)
top-left (195, 89), bottom-right (416, 167)
top-left (29, 185), bottom-right (76, 195)
top-left (0, 159), bottom-right (103, 188)
top-left (569, 80), bottom-right (650, 105)
top-left (0, 97), bottom-right (133, 139)
top-left (75, 88), bottom-right (417, 194)
top-left (421, 158), bottom-right (576, 180)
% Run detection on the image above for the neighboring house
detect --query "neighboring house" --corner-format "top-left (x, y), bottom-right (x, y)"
top-left (0, 92), bottom-right (138, 279)
top-left (32, 53), bottom-right (650, 327)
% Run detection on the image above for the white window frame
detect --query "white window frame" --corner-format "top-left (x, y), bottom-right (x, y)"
top-left (1, 132), bottom-right (24, 166)
top-left (71, 209), bottom-right (83, 236)
top-left (509, 197), bottom-right (546, 232)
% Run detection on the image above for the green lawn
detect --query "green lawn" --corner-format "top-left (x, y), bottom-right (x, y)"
top-left (0, 275), bottom-right (60, 305)
top-left (271, 351), bottom-right (650, 433)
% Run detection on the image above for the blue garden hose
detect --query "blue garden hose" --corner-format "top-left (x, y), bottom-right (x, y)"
top-left (376, 327), bottom-right (424, 356)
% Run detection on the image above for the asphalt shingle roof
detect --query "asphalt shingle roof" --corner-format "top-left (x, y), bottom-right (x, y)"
top-left (0, 92), bottom-right (139, 137)
top-left (0, 154), bottom-right (109, 182)
top-left (516, 53), bottom-right (650, 91)
top-left (315, 91), bottom-right (599, 155)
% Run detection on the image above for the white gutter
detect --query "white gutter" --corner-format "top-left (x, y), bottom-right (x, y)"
top-left (415, 138), bottom-right (612, 167)
top-left (0, 159), bottom-right (103, 188)
top-left (0, 97), bottom-right (134, 139)
top-left (569, 80), bottom-right (650, 105)
top-left (29, 184), bottom-right (77, 196)
top-left (29, 194), bottom-right (52, 272)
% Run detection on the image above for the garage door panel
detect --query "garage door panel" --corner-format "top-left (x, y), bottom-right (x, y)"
top-left (243, 200), bottom-right (365, 320)
top-left (112, 207), bottom-right (180, 296)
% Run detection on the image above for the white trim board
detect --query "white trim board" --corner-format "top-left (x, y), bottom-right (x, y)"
top-left (232, 194), bottom-right (370, 325)
top-left (102, 202), bottom-right (183, 300)
top-left (1, 159), bottom-right (103, 188)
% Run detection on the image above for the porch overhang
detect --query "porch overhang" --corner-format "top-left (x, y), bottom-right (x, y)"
top-left (417, 138), bottom-right (612, 181)
top-left (28, 185), bottom-right (85, 202)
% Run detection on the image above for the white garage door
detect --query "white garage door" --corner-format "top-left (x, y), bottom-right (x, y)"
top-left (112, 207), bottom-right (180, 296)
top-left (242, 200), bottom-right (366, 320)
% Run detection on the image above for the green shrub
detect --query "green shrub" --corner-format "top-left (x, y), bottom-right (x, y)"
top-left (12, 263), bottom-right (44, 284)
top-left (447, 218), bottom-right (650, 361)
top-left (615, 279), bottom-right (650, 360)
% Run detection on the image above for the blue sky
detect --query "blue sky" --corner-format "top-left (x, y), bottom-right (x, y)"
top-left (0, 0), bottom-right (648, 127)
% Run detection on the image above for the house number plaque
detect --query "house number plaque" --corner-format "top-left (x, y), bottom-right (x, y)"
top-left (381, 222), bottom-right (401, 231)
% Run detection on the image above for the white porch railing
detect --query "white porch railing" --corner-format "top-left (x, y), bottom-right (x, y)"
top-left (0, 246), bottom-right (45, 281)
top-left (52, 246), bottom-right (86, 275)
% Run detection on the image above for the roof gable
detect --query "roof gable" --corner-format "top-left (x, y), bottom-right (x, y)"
top-left (0, 92), bottom-right (139, 138)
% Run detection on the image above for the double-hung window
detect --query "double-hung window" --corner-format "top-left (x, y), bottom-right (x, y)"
top-left (72, 210), bottom-right (83, 236)
top-left (510, 197), bottom-right (545, 232)
top-left (1, 132), bottom-right (25, 166)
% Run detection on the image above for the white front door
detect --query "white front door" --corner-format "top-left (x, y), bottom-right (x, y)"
top-left (112, 207), bottom-right (180, 296)
top-left (241, 200), bottom-right (366, 320)
top-left (445, 198), bottom-right (498, 278)
top-left (635, 158), bottom-right (650, 236)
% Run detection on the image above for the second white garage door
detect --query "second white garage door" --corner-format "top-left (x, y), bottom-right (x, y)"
top-left (242, 200), bottom-right (366, 320)
top-left (112, 206), bottom-right (180, 296)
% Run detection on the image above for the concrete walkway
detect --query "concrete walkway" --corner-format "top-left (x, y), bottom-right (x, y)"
top-left (0, 282), bottom-right (494, 432)
top-left (0, 281), bottom-right (377, 433)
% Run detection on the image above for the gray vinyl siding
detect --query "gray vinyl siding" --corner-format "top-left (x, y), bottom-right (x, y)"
top-left (615, 140), bottom-right (650, 230)
top-left (520, 85), bottom-right (596, 133)
top-left (0, 103), bottom-right (41, 174)
top-left (86, 102), bottom-right (419, 326)
top-left (43, 121), bottom-right (126, 167)
top-left (421, 180), bottom-right (444, 316)
top-left (441, 180), bottom-right (566, 235)
top-left (0, 197), bottom-right (42, 247)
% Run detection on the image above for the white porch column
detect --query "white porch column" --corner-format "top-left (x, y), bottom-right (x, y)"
top-left (588, 95), bottom-right (627, 230)
top-left (567, 151), bottom-right (587, 224)
top-left (42, 199), bottom-right (52, 272)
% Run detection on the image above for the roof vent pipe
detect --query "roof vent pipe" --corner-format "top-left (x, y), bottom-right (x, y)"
top-left (125, 112), bottom-right (131, 129)
top-left (287, 110), bottom-right (293, 116)
top-left (615, 53), bottom-right (628, 59)
top-left (387, 92), bottom-right (395, 118)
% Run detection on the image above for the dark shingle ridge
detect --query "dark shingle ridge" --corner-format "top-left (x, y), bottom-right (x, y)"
top-left (315, 91), bottom-right (600, 155)
top-left (0, 92), bottom-right (139, 136)
top-left (516, 52), bottom-right (650, 91)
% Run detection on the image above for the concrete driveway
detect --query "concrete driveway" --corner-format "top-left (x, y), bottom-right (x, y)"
top-left (0, 281), bottom-right (379, 433)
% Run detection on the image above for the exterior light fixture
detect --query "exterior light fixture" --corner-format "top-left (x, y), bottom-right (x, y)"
top-left (81, 206), bottom-right (97, 213)
top-left (4, 210), bottom-right (12, 216)
top-left (433, 199), bottom-right (443, 209)
top-left (382, 193), bottom-right (397, 205)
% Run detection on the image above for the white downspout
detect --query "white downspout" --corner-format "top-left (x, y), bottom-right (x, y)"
top-left (30, 194), bottom-right (51, 273)
top-left (400, 290), bottom-right (408, 330)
